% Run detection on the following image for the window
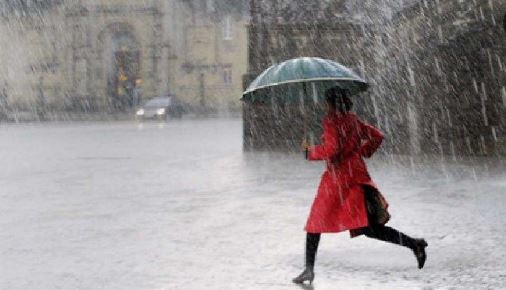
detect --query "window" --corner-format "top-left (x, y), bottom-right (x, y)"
top-left (223, 68), bottom-right (232, 84)
top-left (223, 16), bottom-right (233, 40)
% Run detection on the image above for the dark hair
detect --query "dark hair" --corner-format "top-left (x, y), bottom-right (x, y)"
top-left (325, 86), bottom-right (353, 113)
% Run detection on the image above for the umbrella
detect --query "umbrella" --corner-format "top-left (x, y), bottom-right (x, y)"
top-left (242, 57), bottom-right (368, 100)
top-left (242, 57), bottom-right (369, 141)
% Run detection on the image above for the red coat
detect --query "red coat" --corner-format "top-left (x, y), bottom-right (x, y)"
top-left (305, 112), bottom-right (388, 234)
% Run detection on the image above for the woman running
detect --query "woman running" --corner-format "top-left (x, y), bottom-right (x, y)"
top-left (293, 87), bottom-right (428, 285)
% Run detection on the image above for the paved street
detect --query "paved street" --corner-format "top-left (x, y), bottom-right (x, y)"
top-left (1, 118), bottom-right (505, 289)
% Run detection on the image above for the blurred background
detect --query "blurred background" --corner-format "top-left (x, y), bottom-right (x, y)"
top-left (0, 0), bottom-right (505, 158)
top-left (0, 0), bottom-right (249, 118)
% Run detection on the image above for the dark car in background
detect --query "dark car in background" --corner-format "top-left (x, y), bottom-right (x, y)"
top-left (135, 96), bottom-right (187, 120)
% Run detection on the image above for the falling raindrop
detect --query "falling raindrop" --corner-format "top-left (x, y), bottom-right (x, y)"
top-left (481, 105), bottom-right (488, 126)
top-left (433, 122), bottom-right (439, 144)
top-left (472, 78), bottom-right (479, 93)
top-left (472, 168), bottom-right (478, 181)
top-left (487, 49), bottom-right (495, 76)
top-left (497, 54), bottom-right (504, 72)
top-left (480, 135), bottom-right (487, 155)
top-left (466, 136), bottom-right (473, 154)
top-left (408, 65), bottom-right (416, 87)
top-left (438, 25), bottom-right (444, 43)
top-left (501, 86), bottom-right (506, 107)
top-left (491, 126), bottom-right (497, 142)
top-left (479, 6), bottom-right (485, 21)
top-left (450, 141), bottom-right (457, 161)
top-left (311, 82), bottom-right (318, 104)
top-left (298, 89), bottom-right (305, 115)
top-left (435, 57), bottom-right (442, 76)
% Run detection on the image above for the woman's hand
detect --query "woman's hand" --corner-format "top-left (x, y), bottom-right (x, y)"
top-left (301, 139), bottom-right (310, 160)
top-left (301, 139), bottom-right (310, 151)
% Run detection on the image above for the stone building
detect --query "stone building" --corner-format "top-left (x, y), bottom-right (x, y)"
top-left (381, 0), bottom-right (506, 157)
top-left (243, 0), bottom-right (506, 157)
top-left (0, 0), bottom-right (248, 118)
top-left (176, 0), bottom-right (249, 113)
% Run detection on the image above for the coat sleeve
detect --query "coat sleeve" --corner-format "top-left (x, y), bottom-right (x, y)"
top-left (307, 118), bottom-right (339, 161)
top-left (358, 119), bottom-right (384, 158)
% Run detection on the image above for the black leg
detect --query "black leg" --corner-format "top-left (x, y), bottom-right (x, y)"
top-left (293, 233), bottom-right (320, 284)
top-left (306, 233), bottom-right (321, 270)
top-left (363, 225), bottom-right (415, 249)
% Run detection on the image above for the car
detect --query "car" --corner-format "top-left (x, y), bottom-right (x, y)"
top-left (135, 96), bottom-right (187, 120)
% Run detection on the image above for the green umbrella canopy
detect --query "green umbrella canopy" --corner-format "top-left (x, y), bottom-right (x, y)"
top-left (242, 57), bottom-right (368, 102)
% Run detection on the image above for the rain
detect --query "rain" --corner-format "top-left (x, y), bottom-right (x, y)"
top-left (1, 0), bottom-right (506, 289)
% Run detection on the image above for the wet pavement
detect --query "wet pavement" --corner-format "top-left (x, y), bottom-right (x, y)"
top-left (1, 118), bottom-right (505, 289)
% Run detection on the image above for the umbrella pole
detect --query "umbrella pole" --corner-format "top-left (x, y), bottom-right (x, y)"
top-left (302, 82), bottom-right (309, 143)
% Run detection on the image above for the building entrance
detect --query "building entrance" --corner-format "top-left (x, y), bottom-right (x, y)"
top-left (111, 49), bottom-right (140, 110)
top-left (100, 24), bottom-right (141, 112)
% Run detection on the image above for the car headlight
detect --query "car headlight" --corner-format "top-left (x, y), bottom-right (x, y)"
top-left (136, 109), bottom-right (145, 116)
top-left (156, 108), bottom-right (166, 115)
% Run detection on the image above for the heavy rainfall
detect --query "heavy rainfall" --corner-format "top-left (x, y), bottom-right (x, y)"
top-left (1, 1), bottom-right (505, 289)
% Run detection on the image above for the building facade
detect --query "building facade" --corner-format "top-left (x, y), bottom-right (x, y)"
top-left (0, 0), bottom-right (248, 118)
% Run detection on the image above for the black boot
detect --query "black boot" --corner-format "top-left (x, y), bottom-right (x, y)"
top-left (292, 268), bottom-right (315, 285)
top-left (293, 233), bottom-right (320, 285)
top-left (413, 239), bottom-right (428, 269)
top-left (363, 225), bottom-right (428, 269)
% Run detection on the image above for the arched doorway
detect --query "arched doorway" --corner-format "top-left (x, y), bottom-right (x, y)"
top-left (99, 23), bottom-right (141, 111)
